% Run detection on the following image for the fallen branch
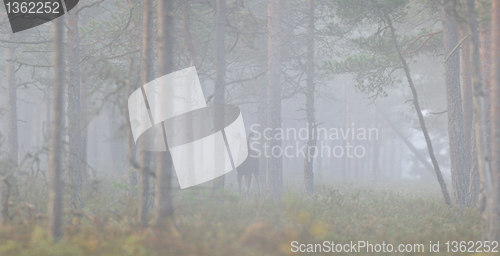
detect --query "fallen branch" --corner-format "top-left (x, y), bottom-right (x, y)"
top-left (444, 35), bottom-right (469, 63)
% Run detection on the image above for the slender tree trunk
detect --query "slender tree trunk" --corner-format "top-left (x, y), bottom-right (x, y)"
top-left (6, 34), bottom-right (17, 166)
top-left (67, 6), bottom-right (83, 209)
top-left (125, 0), bottom-right (139, 196)
top-left (353, 98), bottom-right (360, 178)
top-left (138, 0), bottom-right (154, 229)
top-left (303, 0), bottom-right (315, 195)
top-left (77, 0), bottom-right (89, 196)
top-left (2, 33), bottom-right (17, 224)
top-left (213, 0), bottom-right (227, 189)
top-left (489, 0), bottom-right (500, 241)
top-left (389, 138), bottom-right (395, 178)
top-left (342, 83), bottom-right (350, 179)
top-left (397, 140), bottom-right (403, 179)
top-left (469, 126), bottom-right (479, 204)
top-left (183, 0), bottom-right (197, 67)
top-left (371, 104), bottom-right (378, 180)
top-left (258, 76), bottom-right (268, 189)
top-left (182, 0), bottom-right (198, 187)
top-left (46, 77), bottom-right (51, 134)
top-left (442, 0), bottom-right (469, 207)
top-left (153, 0), bottom-right (175, 229)
top-left (461, 28), bottom-right (472, 151)
top-left (80, 75), bottom-right (88, 193)
top-left (462, 28), bottom-right (480, 206)
top-left (480, 19), bottom-right (492, 161)
top-left (267, 0), bottom-right (283, 200)
top-left (125, 56), bottom-right (138, 196)
top-left (466, 0), bottom-right (493, 239)
top-left (387, 16), bottom-right (453, 206)
top-left (48, 15), bottom-right (65, 241)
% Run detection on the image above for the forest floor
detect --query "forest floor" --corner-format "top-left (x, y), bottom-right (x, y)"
top-left (0, 179), bottom-right (491, 255)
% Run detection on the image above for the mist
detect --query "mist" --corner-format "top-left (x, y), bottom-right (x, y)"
top-left (0, 0), bottom-right (498, 255)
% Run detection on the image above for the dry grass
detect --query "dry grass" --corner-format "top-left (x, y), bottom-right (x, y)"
top-left (0, 179), bottom-right (491, 255)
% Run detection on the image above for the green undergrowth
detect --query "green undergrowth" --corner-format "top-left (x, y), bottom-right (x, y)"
top-left (0, 183), bottom-right (489, 256)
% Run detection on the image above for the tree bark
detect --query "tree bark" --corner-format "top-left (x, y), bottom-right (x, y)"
top-left (480, 18), bottom-right (492, 161)
top-left (303, 0), bottom-right (315, 195)
top-left (342, 84), bottom-right (350, 179)
top-left (442, 0), bottom-right (469, 207)
top-left (6, 34), bottom-right (17, 166)
top-left (182, 0), bottom-right (198, 187)
top-left (125, 57), bottom-right (138, 196)
top-left (125, 0), bottom-right (139, 196)
top-left (48, 14), bottom-right (65, 241)
top-left (466, 0), bottom-right (493, 239)
top-left (489, 0), bottom-right (500, 241)
top-left (213, 0), bottom-right (227, 189)
top-left (2, 33), bottom-right (18, 224)
top-left (183, 0), bottom-right (197, 67)
top-left (138, 0), bottom-right (154, 229)
top-left (387, 16), bottom-right (453, 206)
top-left (77, 0), bottom-right (89, 196)
top-left (461, 28), bottom-right (480, 206)
top-left (267, 0), bottom-right (283, 200)
top-left (153, 0), bottom-right (175, 229)
top-left (258, 77), bottom-right (268, 189)
top-left (371, 100), bottom-right (377, 180)
top-left (67, 5), bottom-right (83, 210)
top-left (80, 70), bottom-right (89, 194)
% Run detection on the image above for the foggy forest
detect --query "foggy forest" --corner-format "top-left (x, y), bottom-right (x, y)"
top-left (0, 0), bottom-right (499, 255)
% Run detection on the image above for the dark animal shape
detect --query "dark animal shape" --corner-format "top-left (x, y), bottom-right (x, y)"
top-left (237, 132), bottom-right (260, 196)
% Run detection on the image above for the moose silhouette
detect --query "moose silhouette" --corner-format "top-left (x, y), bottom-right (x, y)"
top-left (237, 132), bottom-right (260, 196)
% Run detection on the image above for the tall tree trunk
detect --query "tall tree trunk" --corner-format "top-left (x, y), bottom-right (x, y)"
top-left (442, 0), bottom-right (469, 207)
top-left (389, 137), bottom-right (395, 178)
top-left (125, 56), bottom-right (138, 195)
top-left (2, 33), bottom-right (18, 224)
top-left (371, 106), bottom-right (378, 180)
top-left (213, 0), bottom-right (227, 189)
top-left (153, 0), bottom-right (175, 229)
top-left (462, 28), bottom-right (480, 206)
top-left (480, 16), bottom-right (492, 162)
top-left (46, 76), bottom-right (51, 134)
top-left (138, 0), bottom-right (154, 229)
top-left (353, 98), bottom-right (361, 178)
top-left (183, 0), bottom-right (197, 67)
top-left (67, 6), bottom-right (83, 210)
top-left (6, 34), bottom-right (17, 166)
top-left (303, 0), bottom-right (315, 195)
top-left (48, 14), bottom-right (65, 241)
top-left (258, 77), bottom-right (268, 189)
top-left (267, 0), bottom-right (283, 200)
top-left (76, 0), bottom-right (89, 196)
top-left (80, 71), bottom-right (88, 194)
top-left (342, 83), bottom-right (350, 179)
top-left (182, 0), bottom-right (198, 187)
top-left (387, 16), bottom-right (453, 206)
top-left (125, 0), bottom-right (139, 196)
top-left (466, 0), bottom-right (493, 239)
top-left (489, 0), bottom-right (500, 241)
